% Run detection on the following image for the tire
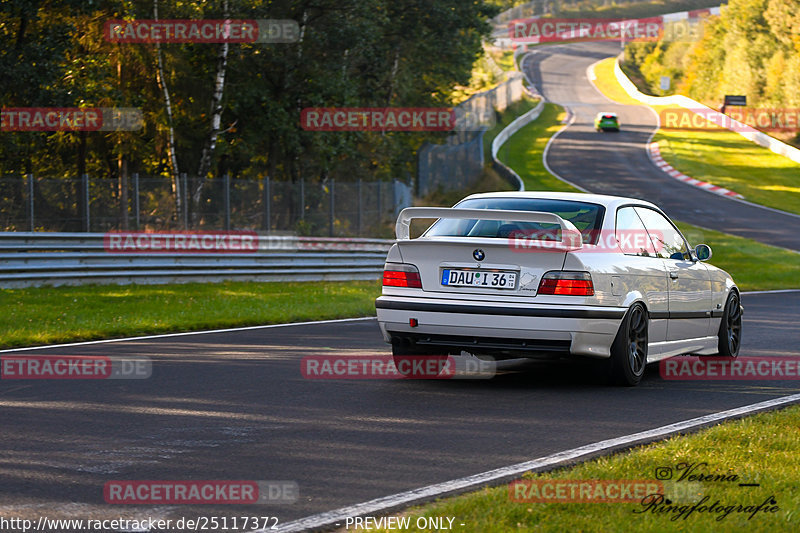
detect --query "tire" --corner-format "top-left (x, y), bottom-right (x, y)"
top-left (717, 291), bottom-right (742, 358)
top-left (391, 339), bottom-right (447, 378)
top-left (608, 303), bottom-right (648, 386)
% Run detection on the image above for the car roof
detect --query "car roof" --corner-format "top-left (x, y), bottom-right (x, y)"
top-left (457, 191), bottom-right (661, 212)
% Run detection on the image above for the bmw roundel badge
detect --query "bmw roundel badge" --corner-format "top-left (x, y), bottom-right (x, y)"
top-left (473, 249), bottom-right (485, 261)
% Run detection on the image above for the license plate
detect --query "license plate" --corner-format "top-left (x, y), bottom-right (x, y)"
top-left (441, 269), bottom-right (517, 289)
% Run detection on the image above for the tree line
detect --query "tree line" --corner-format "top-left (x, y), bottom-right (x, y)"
top-left (624, 0), bottom-right (800, 144)
top-left (0, 0), bottom-right (496, 224)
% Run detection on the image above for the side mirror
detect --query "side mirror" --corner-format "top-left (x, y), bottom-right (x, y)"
top-left (695, 244), bottom-right (712, 262)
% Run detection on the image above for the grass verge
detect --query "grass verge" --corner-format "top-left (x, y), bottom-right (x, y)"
top-left (676, 223), bottom-right (800, 292)
top-left (655, 131), bottom-right (800, 215)
top-left (498, 102), bottom-right (577, 192)
top-left (591, 56), bottom-right (800, 215)
top-left (365, 404), bottom-right (800, 533)
top-left (0, 280), bottom-right (381, 349)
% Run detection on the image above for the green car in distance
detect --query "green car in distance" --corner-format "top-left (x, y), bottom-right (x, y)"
top-left (595, 112), bottom-right (620, 132)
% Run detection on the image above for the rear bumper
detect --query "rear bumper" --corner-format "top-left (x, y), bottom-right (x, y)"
top-left (375, 296), bottom-right (626, 358)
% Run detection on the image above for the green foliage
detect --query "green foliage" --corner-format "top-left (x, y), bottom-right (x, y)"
top-left (0, 280), bottom-right (381, 348)
top-left (0, 0), bottom-right (496, 199)
top-left (626, 0), bottom-right (800, 114)
top-left (451, 46), bottom-right (510, 105)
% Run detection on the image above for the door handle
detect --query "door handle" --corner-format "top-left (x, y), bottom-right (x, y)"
top-left (669, 271), bottom-right (679, 280)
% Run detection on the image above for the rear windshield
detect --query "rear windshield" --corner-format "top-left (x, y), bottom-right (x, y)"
top-left (424, 197), bottom-right (605, 245)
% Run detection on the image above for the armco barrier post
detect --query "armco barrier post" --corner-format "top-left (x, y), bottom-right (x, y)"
top-left (26, 173), bottom-right (34, 232)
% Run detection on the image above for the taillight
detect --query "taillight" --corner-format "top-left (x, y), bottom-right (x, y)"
top-left (538, 271), bottom-right (594, 296)
top-left (383, 263), bottom-right (422, 288)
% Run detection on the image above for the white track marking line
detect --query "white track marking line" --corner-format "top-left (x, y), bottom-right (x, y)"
top-left (265, 392), bottom-right (800, 533)
top-left (0, 317), bottom-right (377, 353)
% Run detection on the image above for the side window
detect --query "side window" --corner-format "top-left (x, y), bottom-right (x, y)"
top-left (615, 207), bottom-right (658, 256)
top-left (634, 207), bottom-right (690, 260)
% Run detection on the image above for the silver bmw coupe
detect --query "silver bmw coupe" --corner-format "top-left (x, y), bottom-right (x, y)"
top-left (375, 192), bottom-right (742, 386)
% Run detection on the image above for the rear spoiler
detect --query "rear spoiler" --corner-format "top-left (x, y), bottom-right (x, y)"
top-left (395, 207), bottom-right (583, 249)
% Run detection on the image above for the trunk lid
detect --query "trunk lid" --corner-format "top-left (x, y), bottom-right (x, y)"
top-left (396, 236), bottom-right (567, 297)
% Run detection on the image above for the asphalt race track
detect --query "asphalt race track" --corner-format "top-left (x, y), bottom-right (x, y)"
top-left (2, 42), bottom-right (800, 532)
top-left (524, 41), bottom-right (800, 252)
top-left (1, 291), bottom-right (799, 527)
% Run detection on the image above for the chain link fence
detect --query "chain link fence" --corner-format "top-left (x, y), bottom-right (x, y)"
top-left (416, 72), bottom-right (526, 197)
top-left (417, 132), bottom-right (485, 197)
top-left (0, 174), bottom-right (412, 237)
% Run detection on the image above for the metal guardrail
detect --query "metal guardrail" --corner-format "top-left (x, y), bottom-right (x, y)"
top-left (0, 232), bottom-right (393, 288)
top-left (491, 96), bottom-right (544, 191)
